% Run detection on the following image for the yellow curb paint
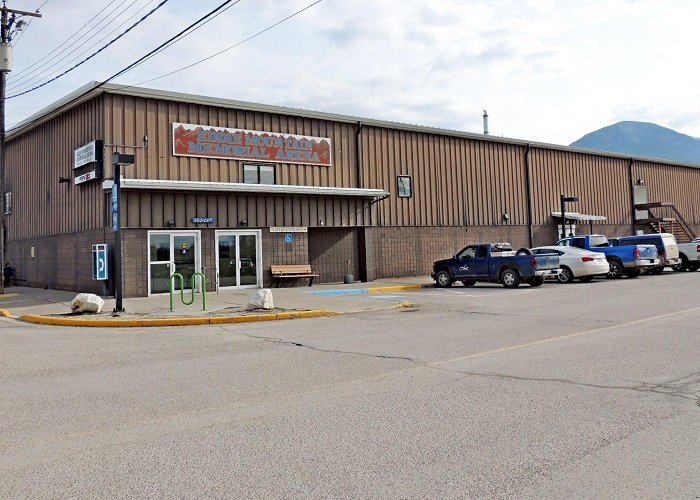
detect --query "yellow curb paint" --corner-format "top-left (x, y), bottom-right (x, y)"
top-left (0, 308), bottom-right (17, 318)
top-left (18, 309), bottom-right (342, 328)
top-left (0, 293), bottom-right (17, 299)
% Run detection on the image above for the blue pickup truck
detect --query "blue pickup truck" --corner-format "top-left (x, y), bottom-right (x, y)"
top-left (432, 243), bottom-right (560, 288)
top-left (555, 234), bottom-right (658, 278)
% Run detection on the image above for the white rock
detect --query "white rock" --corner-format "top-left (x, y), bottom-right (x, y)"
top-left (247, 289), bottom-right (274, 310)
top-left (70, 293), bottom-right (105, 314)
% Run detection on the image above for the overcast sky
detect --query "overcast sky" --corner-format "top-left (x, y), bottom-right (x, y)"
top-left (5, 0), bottom-right (700, 145)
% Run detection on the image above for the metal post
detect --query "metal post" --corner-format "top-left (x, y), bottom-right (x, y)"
top-left (110, 152), bottom-right (133, 313)
top-left (560, 194), bottom-right (579, 239)
top-left (560, 194), bottom-right (566, 240)
top-left (0, 8), bottom-right (8, 295)
top-left (113, 163), bottom-right (123, 312)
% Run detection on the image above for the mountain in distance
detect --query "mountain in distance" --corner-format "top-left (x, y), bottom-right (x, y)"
top-left (570, 121), bottom-right (700, 165)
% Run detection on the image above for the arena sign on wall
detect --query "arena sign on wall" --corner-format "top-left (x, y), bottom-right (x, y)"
top-left (172, 123), bottom-right (332, 166)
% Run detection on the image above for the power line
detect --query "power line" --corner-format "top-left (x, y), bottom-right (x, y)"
top-left (6, 0), bottom-right (238, 130)
top-left (8, 0), bottom-right (159, 93)
top-left (99, 0), bottom-right (236, 84)
top-left (7, 0), bottom-right (171, 99)
top-left (116, 0), bottom-right (241, 72)
top-left (131, 0), bottom-right (324, 88)
top-left (9, 0), bottom-right (120, 81)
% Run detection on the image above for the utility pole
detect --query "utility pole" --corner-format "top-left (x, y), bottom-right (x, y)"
top-left (0, 4), bottom-right (41, 293)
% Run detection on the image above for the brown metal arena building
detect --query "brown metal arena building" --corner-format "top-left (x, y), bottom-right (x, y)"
top-left (5, 82), bottom-right (700, 297)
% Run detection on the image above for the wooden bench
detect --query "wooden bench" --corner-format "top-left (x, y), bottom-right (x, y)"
top-left (270, 264), bottom-right (319, 287)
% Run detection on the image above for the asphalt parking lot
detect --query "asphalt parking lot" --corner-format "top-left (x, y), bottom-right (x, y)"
top-left (1, 270), bottom-right (699, 498)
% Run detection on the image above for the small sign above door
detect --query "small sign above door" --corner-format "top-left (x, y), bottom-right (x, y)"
top-left (270, 226), bottom-right (307, 233)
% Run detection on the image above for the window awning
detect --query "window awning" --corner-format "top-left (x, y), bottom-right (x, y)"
top-left (103, 179), bottom-right (390, 199)
top-left (551, 211), bottom-right (607, 221)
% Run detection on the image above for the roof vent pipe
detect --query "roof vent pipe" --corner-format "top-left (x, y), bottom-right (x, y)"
top-left (483, 110), bottom-right (489, 135)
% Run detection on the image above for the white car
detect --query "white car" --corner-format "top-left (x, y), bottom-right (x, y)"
top-left (530, 246), bottom-right (610, 283)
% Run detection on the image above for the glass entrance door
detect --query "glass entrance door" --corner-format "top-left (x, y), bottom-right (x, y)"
top-left (216, 230), bottom-right (261, 289)
top-left (148, 231), bottom-right (201, 295)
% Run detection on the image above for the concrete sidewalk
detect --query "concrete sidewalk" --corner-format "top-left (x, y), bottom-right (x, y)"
top-left (0, 277), bottom-right (434, 327)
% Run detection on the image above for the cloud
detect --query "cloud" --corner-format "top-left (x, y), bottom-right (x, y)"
top-left (5, 0), bottom-right (700, 146)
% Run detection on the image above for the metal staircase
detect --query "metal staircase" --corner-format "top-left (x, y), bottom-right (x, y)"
top-left (634, 202), bottom-right (697, 243)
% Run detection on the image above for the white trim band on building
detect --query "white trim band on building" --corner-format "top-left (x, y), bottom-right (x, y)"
top-left (551, 211), bottom-right (608, 221)
top-left (102, 179), bottom-right (390, 198)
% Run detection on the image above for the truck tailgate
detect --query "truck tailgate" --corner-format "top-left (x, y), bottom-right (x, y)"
top-left (636, 244), bottom-right (658, 261)
top-left (535, 254), bottom-right (559, 270)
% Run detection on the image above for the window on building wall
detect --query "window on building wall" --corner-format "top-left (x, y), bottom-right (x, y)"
top-left (243, 163), bottom-right (275, 184)
top-left (397, 175), bottom-right (412, 198)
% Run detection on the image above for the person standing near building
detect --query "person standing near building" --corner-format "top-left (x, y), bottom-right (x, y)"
top-left (3, 263), bottom-right (14, 288)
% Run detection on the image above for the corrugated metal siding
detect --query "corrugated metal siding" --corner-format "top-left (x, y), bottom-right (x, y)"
top-left (5, 97), bottom-right (103, 240)
top-left (633, 161), bottom-right (700, 224)
top-left (102, 94), bottom-right (360, 189)
top-left (361, 127), bottom-right (529, 227)
top-left (120, 191), bottom-right (372, 229)
top-left (529, 149), bottom-right (632, 225)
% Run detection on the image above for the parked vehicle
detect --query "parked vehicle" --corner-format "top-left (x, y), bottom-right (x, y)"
top-left (432, 243), bottom-right (560, 289)
top-left (615, 233), bottom-right (680, 274)
top-left (673, 237), bottom-right (700, 272)
top-left (555, 234), bottom-right (658, 279)
top-left (530, 246), bottom-right (609, 283)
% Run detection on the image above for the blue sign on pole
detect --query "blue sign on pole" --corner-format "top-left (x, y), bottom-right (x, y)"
top-left (92, 244), bottom-right (109, 280)
top-left (111, 184), bottom-right (119, 232)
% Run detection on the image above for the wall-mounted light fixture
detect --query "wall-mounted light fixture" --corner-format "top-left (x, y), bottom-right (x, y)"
top-left (319, 219), bottom-right (325, 226)
top-left (636, 178), bottom-right (645, 186)
top-left (58, 176), bottom-right (70, 184)
top-left (502, 212), bottom-right (510, 222)
top-left (166, 220), bottom-right (175, 227)
top-left (239, 220), bottom-right (248, 227)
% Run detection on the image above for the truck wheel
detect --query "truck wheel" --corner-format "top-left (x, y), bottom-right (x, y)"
top-left (461, 280), bottom-right (476, 287)
top-left (435, 270), bottom-right (452, 288)
top-left (672, 255), bottom-right (688, 272)
top-left (500, 269), bottom-right (520, 288)
top-left (606, 260), bottom-right (624, 279)
top-left (527, 276), bottom-right (544, 287)
top-left (557, 266), bottom-right (574, 283)
top-left (624, 268), bottom-right (641, 278)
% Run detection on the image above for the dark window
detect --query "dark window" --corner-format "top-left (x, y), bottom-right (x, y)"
top-left (477, 246), bottom-right (488, 258)
top-left (397, 175), bottom-right (412, 198)
top-left (458, 246), bottom-right (476, 259)
top-left (572, 237), bottom-right (586, 249)
top-left (243, 163), bottom-right (275, 184)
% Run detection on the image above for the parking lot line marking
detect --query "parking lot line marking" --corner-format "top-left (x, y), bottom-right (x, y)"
top-left (432, 305), bottom-right (700, 366)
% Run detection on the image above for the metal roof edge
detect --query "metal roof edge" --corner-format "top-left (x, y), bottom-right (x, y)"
top-left (7, 81), bottom-right (104, 139)
top-left (107, 178), bottom-right (390, 198)
top-left (8, 81), bottom-right (700, 170)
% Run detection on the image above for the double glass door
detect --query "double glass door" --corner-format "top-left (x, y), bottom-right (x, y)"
top-left (148, 231), bottom-right (201, 295)
top-left (216, 230), bottom-right (261, 289)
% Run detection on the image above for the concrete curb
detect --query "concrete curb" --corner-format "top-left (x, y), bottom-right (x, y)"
top-left (17, 309), bottom-right (341, 328)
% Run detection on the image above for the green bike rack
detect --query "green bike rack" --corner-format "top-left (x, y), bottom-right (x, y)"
top-left (169, 272), bottom-right (207, 311)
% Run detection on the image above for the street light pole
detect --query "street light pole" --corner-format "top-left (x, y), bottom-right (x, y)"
top-left (111, 153), bottom-right (134, 313)
top-left (0, 5), bottom-right (41, 294)
top-left (560, 194), bottom-right (579, 239)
